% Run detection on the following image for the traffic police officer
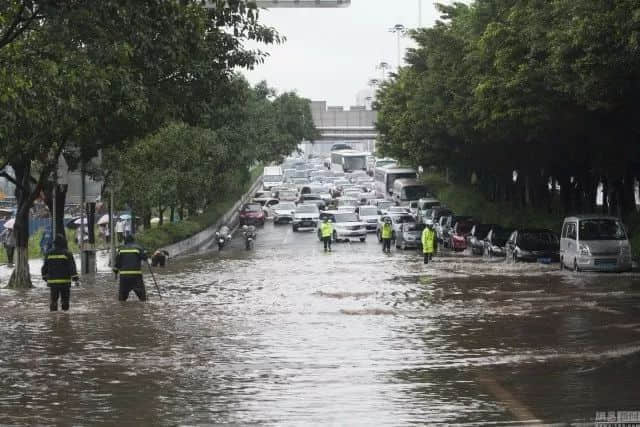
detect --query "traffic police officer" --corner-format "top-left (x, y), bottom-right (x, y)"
top-left (114, 235), bottom-right (148, 301)
top-left (381, 218), bottom-right (393, 253)
top-left (421, 223), bottom-right (437, 264)
top-left (320, 218), bottom-right (333, 252)
top-left (41, 234), bottom-right (79, 311)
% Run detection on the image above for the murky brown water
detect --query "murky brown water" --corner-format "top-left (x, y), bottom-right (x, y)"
top-left (1, 223), bottom-right (639, 425)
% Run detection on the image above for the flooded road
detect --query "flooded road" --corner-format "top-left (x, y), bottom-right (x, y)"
top-left (1, 222), bottom-right (639, 425)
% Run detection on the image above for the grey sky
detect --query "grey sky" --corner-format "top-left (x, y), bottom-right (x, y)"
top-left (243, 0), bottom-right (443, 107)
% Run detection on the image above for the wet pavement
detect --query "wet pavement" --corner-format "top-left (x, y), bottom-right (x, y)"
top-left (1, 222), bottom-right (639, 425)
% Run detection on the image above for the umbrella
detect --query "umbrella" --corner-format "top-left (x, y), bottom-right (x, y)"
top-left (119, 214), bottom-right (132, 220)
top-left (150, 217), bottom-right (160, 224)
top-left (3, 218), bottom-right (15, 229)
top-left (97, 214), bottom-right (110, 225)
top-left (65, 217), bottom-right (82, 229)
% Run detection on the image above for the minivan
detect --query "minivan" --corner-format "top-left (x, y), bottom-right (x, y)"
top-left (560, 215), bottom-right (632, 272)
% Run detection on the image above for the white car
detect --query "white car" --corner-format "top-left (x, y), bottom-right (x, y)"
top-left (292, 204), bottom-right (320, 231)
top-left (357, 206), bottom-right (380, 232)
top-left (272, 202), bottom-right (297, 224)
top-left (331, 212), bottom-right (367, 242)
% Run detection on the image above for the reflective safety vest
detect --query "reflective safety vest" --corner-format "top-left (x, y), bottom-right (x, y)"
top-left (41, 249), bottom-right (78, 285)
top-left (422, 228), bottom-right (436, 254)
top-left (114, 243), bottom-right (147, 276)
top-left (320, 222), bottom-right (333, 238)
top-left (381, 223), bottom-right (393, 239)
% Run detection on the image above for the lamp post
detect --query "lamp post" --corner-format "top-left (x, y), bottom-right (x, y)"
top-left (377, 61), bottom-right (391, 81)
top-left (388, 24), bottom-right (406, 70)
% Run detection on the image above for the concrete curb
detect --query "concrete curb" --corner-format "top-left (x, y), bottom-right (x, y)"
top-left (160, 175), bottom-right (263, 258)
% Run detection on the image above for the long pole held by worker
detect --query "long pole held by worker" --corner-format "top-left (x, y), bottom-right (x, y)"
top-left (146, 261), bottom-right (163, 299)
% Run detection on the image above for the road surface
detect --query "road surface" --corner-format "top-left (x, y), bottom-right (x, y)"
top-left (0, 222), bottom-right (639, 425)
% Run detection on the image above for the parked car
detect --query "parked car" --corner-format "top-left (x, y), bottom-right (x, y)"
top-left (450, 219), bottom-right (475, 252)
top-left (317, 212), bottom-right (367, 243)
top-left (376, 214), bottom-right (415, 242)
top-left (506, 229), bottom-right (560, 262)
top-left (426, 207), bottom-right (453, 227)
top-left (357, 206), bottom-right (380, 232)
top-left (560, 215), bottom-right (632, 272)
top-left (469, 224), bottom-right (499, 255)
top-left (483, 227), bottom-right (514, 257)
top-left (272, 202), bottom-right (297, 224)
top-left (396, 222), bottom-right (426, 250)
top-left (292, 204), bottom-right (320, 232)
top-left (239, 203), bottom-right (265, 226)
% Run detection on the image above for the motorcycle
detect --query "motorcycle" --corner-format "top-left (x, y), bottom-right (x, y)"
top-left (215, 226), bottom-right (232, 251)
top-left (244, 228), bottom-right (256, 250)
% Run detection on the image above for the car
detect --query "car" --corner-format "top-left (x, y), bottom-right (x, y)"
top-left (469, 224), bottom-right (499, 255)
top-left (329, 212), bottom-right (367, 242)
top-left (299, 193), bottom-right (326, 210)
top-left (277, 189), bottom-right (298, 202)
top-left (357, 206), bottom-right (380, 232)
top-left (239, 203), bottom-right (265, 226)
top-left (426, 207), bottom-right (453, 227)
top-left (292, 204), bottom-right (320, 231)
top-left (272, 202), bottom-right (297, 224)
top-left (388, 206), bottom-right (410, 215)
top-left (376, 214), bottom-right (415, 242)
top-left (417, 197), bottom-right (441, 219)
top-left (506, 229), bottom-right (560, 263)
top-left (396, 222), bottom-right (426, 250)
top-left (449, 219), bottom-right (475, 252)
top-left (484, 227), bottom-right (514, 257)
top-left (560, 215), bottom-right (632, 272)
top-left (337, 197), bottom-right (359, 208)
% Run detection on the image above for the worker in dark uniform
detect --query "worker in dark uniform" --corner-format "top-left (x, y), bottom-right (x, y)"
top-left (41, 234), bottom-right (79, 311)
top-left (114, 235), bottom-right (148, 301)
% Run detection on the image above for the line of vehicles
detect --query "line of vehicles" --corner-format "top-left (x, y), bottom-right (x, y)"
top-left (240, 148), bottom-right (633, 273)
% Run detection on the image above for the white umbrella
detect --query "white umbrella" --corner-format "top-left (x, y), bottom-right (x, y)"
top-left (150, 217), bottom-right (160, 224)
top-left (97, 214), bottom-right (110, 225)
top-left (3, 218), bottom-right (15, 229)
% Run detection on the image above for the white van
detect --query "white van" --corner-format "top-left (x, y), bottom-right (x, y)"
top-left (560, 215), bottom-right (632, 272)
top-left (263, 166), bottom-right (284, 191)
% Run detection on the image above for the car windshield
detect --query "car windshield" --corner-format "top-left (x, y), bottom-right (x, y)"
top-left (359, 207), bottom-right (378, 216)
top-left (405, 223), bottom-right (425, 232)
top-left (338, 199), bottom-right (358, 206)
top-left (378, 201), bottom-right (392, 209)
top-left (296, 205), bottom-right (318, 213)
top-left (578, 219), bottom-right (626, 240)
top-left (278, 203), bottom-right (296, 210)
top-left (335, 213), bottom-right (358, 222)
top-left (264, 175), bottom-right (282, 181)
top-left (243, 204), bottom-right (262, 212)
top-left (456, 222), bottom-right (474, 234)
top-left (393, 215), bottom-right (414, 224)
top-left (519, 231), bottom-right (559, 249)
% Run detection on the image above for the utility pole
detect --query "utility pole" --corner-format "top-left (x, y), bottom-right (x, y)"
top-left (388, 24), bottom-right (406, 70)
top-left (377, 61), bottom-right (390, 81)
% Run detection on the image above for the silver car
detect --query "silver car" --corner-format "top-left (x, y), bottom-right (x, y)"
top-left (396, 222), bottom-right (426, 250)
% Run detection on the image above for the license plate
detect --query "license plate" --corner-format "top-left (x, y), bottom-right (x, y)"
top-left (538, 257), bottom-right (552, 264)
top-left (301, 222), bottom-right (313, 227)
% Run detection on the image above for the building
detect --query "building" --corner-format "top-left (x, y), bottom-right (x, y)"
top-left (255, 0), bottom-right (350, 7)
top-left (301, 101), bottom-right (377, 156)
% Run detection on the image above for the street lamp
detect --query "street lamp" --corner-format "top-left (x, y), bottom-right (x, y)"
top-left (388, 24), bottom-right (406, 69)
top-left (377, 61), bottom-right (391, 81)
top-left (368, 78), bottom-right (380, 88)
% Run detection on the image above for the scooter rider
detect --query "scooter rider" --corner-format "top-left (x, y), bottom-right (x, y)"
top-left (421, 222), bottom-right (437, 264)
top-left (114, 234), bottom-right (148, 301)
top-left (41, 234), bottom-right (79, 311)
top-left (320, 218), bottom-right (333, 252)
top-left (243, 225), bottom-right (256, 250)
top-left (381, 217), bottom-right (393, 253)
top-left (216, 225), bottom-right (232, 250)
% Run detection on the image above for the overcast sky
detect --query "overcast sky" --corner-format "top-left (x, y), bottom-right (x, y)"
top-left (243, 0), bottom-right (445, 107)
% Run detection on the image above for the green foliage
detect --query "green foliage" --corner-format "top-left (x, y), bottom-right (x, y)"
top-left (376, 0), bottom-right (640, 218)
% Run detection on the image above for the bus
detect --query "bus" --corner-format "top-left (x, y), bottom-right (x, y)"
top-left (330, 143), bottom-right (352, 152)
top-left (374, 166), bottom-right (418, 199)
top-left (330, 150), bottom-right (368, 173)
top-left (392, 178), bottom-right (432, 206)
top-left (263, 166), bottom-right (284, 191)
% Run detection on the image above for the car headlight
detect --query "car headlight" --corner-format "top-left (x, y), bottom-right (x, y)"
top-left (578, 243), bottom-right (591, 256)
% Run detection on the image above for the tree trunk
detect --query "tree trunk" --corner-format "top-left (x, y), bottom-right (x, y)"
top-left (170, 206), bottom-right (175, 223)
top-left (143, 213), bottom-right (152, 229)
top-left (158, 207), bottom-right (165, 226)
top-left (7, 162), bottom-right (33, 289)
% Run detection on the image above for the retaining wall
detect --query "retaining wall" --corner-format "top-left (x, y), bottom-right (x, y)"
top-left (160, 175), bottom-right (263, 257)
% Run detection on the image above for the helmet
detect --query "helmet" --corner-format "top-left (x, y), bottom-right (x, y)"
top-left (242, 225), bottom-right (248, 231)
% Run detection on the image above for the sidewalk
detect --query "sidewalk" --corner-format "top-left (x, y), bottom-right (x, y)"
top-left (0, 250), bottom-right (113, 285)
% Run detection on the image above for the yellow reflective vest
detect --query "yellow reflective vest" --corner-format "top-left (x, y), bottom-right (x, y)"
top-left (422, 227), bottom-right (436, 254)
top-left (320, 222), bottom-right (333, 238)
top-left (381, 223), bottom-right (393, 239)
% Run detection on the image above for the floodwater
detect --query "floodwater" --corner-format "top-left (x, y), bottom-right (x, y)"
top-left (0, 223), bottom-right (639, 425)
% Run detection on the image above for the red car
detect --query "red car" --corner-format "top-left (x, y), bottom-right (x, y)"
top-left (239, 203), bottom-right (265, 226)
top-left (450, 220), bottom-right (474, 252)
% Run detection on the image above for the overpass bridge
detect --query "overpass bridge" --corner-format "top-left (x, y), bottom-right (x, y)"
top-left (302, 101), bottom-right (378, 156)
top-left (205, 1), bottom-right (350, 8)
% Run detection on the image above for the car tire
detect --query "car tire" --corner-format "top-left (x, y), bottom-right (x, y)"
top-left (360, 237), bottom-right (366, 243)
top-left (560, 257), bottom-right (564, 270)
top-left (292, 225), bottom-right (298, 232)
top-left (333, 231), bottom-right (338, 242)
top-left (573, 259), bottom-right (580, 273)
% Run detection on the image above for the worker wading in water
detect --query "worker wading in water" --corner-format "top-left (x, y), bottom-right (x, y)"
top-left (421, 223), bottom-right (437, 264)
top-left (114, 235), bottom-right (148, 301)
top-left (381, 218), bottom-right (393, 253)
top-left (320, 218), bottom-right (333, 252)
top-left (42, 234), bottom-right (79, 311)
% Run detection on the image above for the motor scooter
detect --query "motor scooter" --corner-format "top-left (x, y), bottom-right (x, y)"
top-left (243, 226), bottom-right (256, 250)
top-left (215, 226), bottom-right (232, 251)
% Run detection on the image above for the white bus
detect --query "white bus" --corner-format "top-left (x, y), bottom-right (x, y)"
top-left (374, 166), bottom-right (418, 199)
top-left (392, 178), bottom-right (432, 206)
top-left (330, 150), bottom-right (367, 173)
